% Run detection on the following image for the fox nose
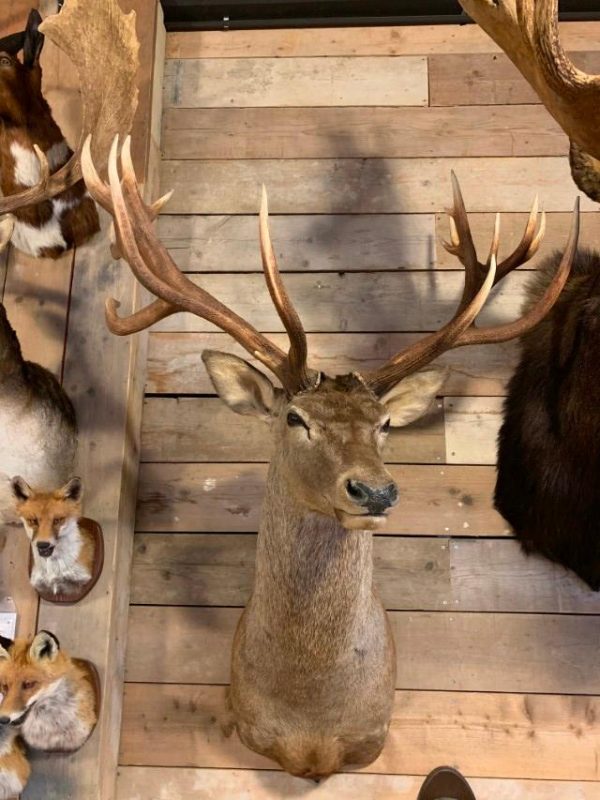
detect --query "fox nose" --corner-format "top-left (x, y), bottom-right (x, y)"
top-left (36, 542), bottom-right (55, 557)
top-left (345, 480), bottom-right (399, 514)
top-left (0, 717), bottom-right (10, 725)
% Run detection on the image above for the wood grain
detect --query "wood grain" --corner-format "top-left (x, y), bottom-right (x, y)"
top-left (165, 22), bottom-right (600, 59)
top-left (163, 57), bottom-right (428, 108)
top-left (131, 533), bottom-right (600, 614)
top-left (445, 396), bottom-right (504, 466)
top-left (120, 684), bottom-right (600, 780)
top-left (117, 767), bottom-right (600, 799)
top-left (125, 606), bottom-right (600, 695)
top-left (160, 157), bottom-right (590, 214)
top-left (146, 332), bottom-right (517, 396)
top-left (135, 463), bottom-right (506, 536)
top-left (162, 105), bottom-right (567, 160)
top-left (429, 51), bottom-right (600, 107)
top-left (140, 397), bottom-right (445, 464)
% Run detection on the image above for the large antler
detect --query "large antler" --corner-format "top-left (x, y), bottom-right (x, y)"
top-left (81, 134), bottom-right (312, 395)
top-left (363, 173), bottom-right (580, 396)
top-left (458, 0), bottom-right (600, 199)
top-left (0, 0), bottom-right (139, 214)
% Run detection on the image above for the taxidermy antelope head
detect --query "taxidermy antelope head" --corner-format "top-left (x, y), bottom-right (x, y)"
top-left (0, 0), bottom-right (140, 257)
top-left (459, 0), bottom-right (600, 201)
top-left (82, 135), bottom-right (579, 778)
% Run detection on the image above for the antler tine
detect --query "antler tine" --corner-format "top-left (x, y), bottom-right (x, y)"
top-left (259, 186), bottom-right (311, 391)
top-left (0, 214), bottom-right (15, 253)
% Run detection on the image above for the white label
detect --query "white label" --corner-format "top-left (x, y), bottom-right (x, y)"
top-left (0, 597), bottom-right (17, 639)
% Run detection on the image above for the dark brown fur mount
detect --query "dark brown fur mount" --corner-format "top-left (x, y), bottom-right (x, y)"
top-left (495, 248), bottom-right (600, 589)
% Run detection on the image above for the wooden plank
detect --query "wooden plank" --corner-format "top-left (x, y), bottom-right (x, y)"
top-left (445, 396), bottom-right (504, 466)
top-left (157, 213), bottom-right (436, 272)
top-left (125, 606), bottom-right (600, 695)
top-left (150, 271), bottom-right (533, 334)
top-left (131, 534), bottom-right (600, 614)
top-left (164, 57), bottom-right (428, 108)
top-left (147, 332), bottom-right (517, 396)
top-left (135, 463), bottom-right (507, 536)
top-left (430, 51), bottom-right (600, 107)
top-left (160, 157), bottom-right (591, 214)
top-left (165, 22), bottom-right (600, 59)
top-left (117, 767), bottom-right (600, 800)
top-left (162, 105), bottom-right (567, 160)
top-left (140, 397), bottom-right (445, 464)
top-left (119, 684), bottom-right (600, 780)
top-left (436, 211), bottom-right (600, 268)
top-left (0, 1), bottom-right (35, 39)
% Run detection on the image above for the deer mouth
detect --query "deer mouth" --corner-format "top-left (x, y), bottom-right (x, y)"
top-left (335, 508), bottom-right (390, 531)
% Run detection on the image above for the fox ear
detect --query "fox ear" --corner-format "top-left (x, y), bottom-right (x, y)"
top-left (59, 477), bottom-right (83, 502)
top-left (10, 476), bottom-right (32, 503)
top-left (29, 631), bottom-right (60, 662)
top-left (0, 636), bottom-right (12, 661)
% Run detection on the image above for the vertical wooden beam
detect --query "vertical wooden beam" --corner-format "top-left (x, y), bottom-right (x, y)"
top-left (22, 2), bottom-right (164, 798)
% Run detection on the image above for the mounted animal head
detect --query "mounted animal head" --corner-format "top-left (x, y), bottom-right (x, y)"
top-left (0, 631), bottom-right (63, 726)
top-left (459, 0), bottom-right (600, 201)
top-left (0, 0), bottom-right (140, 257)
top-left (81, 138), bottom-right (580, 530)
top-left (10, 475), bottom-right (83, 557)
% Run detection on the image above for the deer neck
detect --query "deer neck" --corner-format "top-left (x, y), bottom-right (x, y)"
top-left (251, 459), bottom-right (374, 650)
top-left (0, 304), bottom-right (24, 385)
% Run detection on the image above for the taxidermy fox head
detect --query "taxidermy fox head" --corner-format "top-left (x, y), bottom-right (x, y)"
top-left (10, 476), bottom-right (83, 558)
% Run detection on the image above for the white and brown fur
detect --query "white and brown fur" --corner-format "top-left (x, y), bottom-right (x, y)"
top-left (11, 476), bottom-right (93, 598)
top-left (0, 725), bottom-right (29, 800)
top-left (0, 302), bottom-right (77, 524)
top-left (0, 632), bottom-right (97, 753)
top-left (0, 10), bottom-right (99, 258)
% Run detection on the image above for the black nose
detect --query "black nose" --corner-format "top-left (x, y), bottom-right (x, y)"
top-left (0, 717), bottom-right (10, 725)
top-left (36, 542), bottom-right (54, 557)
top-left (345, 480), bottom-right (399, 513)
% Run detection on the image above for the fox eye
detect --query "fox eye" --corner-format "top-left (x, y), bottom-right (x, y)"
top-left (53, 517), bottom-right (65, 527)
top-left (22, 681), bottom-right (37, 691)
top-left (0, 684), bottom-right (7, 694)
top-left (27, 518), bottom-right (38, 527)
top-left (287, 411), bottom-right (309, 430)
top-left (380, 418), bottom-right (391, 434)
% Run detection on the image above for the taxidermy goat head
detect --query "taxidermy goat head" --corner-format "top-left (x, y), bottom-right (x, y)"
top-left (0, 8), bottom-right (99, 257)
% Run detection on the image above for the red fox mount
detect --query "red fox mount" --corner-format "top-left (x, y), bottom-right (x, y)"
top-left (81, 139), bottom-right (580, 779)
top-left (0, 9), bottom-right (99, 258)
top-left (10, 476), bottom-right (101, 601)
top-left (0, 631), bottom-right (98, 753)
top-left (0, 724), bottom-right (30, 800)
top-left (0, 302), bottom-right (77, 524)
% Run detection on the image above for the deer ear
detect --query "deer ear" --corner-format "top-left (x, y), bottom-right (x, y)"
top-left (381, 367), bottom-right (448, 428)
top-left (29, 631), bottom-right (60, 662)
top-left (10, 476), bottom-right (32, 503)
top-left (202, 350), bottom-right (284, 422)
top-left (23, 9), bottom-right (44, 68)
top-left (59, 477), bottom-right (83, 502)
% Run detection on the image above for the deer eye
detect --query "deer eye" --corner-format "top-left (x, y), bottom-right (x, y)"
top-left (287, 411), bottom-right (308, 430)
top-left (0, 56), bottom-right (12, 67)
top-left (380, 418), bottom-right (391, 434)
top-left (22, 681), bottom-right (37, 691)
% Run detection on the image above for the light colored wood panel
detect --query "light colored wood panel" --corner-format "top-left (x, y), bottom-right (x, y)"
top-left (0, 1), bottom-right (34, 39)
top-left (147, 332), bottom-right (516, 396)
top-left (436, 211), bottom-right (600, 268)
top-left (140, 397), bottom-right (445, 464)
top-left (150, 271), bottom-right (532, 333)
top-left (0, 523), bottom-right (37, 640)
top-left (125, 606), bottom-right (600, 694)
top-left (163, 57), bottom-right (428, 108)
top-left (445, 396), bottom-right (504, 466)
top-left (429, 51), bottom-right (600, 106)
top-left (157, 213), bottom-right (436, 272)
top-left (135, 463), bottom-right (506, 536)
top-left (120, 684), bottom-right (600, 780)
top-left (162, 105), bottom-right (567, 160)
top-left (165, 22), bottom-right (600, 59)
top-left (117, 767), bottom-right (600, 800)
top-left (131, 534), bottom-right (599, 614)
top-left (160, 157), bottom-right (590, 214)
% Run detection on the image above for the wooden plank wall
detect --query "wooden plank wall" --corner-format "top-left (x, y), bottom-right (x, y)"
top-left (118, 22), bottom-right (600, 800)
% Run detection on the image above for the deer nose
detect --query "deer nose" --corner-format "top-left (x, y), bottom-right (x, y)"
top-left (345, 480), bottom-right (399, 513)
top-left (36, 542), bottom-right (54, 557)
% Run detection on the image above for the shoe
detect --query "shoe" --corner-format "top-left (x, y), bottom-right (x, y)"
top-left (417, 766), bottom-right (476, 800)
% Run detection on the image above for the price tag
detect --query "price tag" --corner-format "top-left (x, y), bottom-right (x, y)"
top-left (0, 597), bottom-right (17, 640)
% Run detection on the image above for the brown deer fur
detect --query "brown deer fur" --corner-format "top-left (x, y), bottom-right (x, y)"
top-left (0, 10), bottom-right (99, 258)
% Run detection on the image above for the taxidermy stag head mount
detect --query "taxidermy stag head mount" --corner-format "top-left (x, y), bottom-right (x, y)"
top-left (459, 0), bottom-right (600, 201)
top-left (0, 0), bottom-right (140, 257)
top-left (82, 138), bottom-right (580, 529)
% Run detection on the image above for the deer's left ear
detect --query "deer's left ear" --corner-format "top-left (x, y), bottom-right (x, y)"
top-left (380, 367), bottom-right (448, 427)
top-left (29, 631), bottom-right (60, 662)
top-left (23, 9), bottom-right (44, 68)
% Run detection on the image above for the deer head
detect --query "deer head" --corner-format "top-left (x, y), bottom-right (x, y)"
top-left (82, 137), bottom-right (579, 529)
top-left (0, 0), bottom-right (140, 255)
top-left (459, 0), bottom-right (600, 201)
